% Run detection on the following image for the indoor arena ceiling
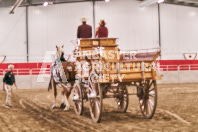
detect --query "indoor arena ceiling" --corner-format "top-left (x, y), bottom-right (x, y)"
top-left (0, 0), bottom-right (198, 8)
top-left (0, 0), bottom-right (103, 7)
top-left (139, 0), bottom-right (198, 7)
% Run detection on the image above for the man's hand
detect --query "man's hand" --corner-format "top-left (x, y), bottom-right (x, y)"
top-left (14, 83), bottom-right (17, 90)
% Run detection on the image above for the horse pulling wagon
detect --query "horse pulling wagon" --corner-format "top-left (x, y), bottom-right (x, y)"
top-left (72, 38), bottom-right (162, 123)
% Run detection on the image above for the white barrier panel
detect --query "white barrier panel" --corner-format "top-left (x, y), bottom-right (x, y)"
top-left (0, 75), bottom-right (50, 89)
top-left (158, 71), bottom-right (198, 84)
top-left (0, 71), bottom-right (198, 89)
top-left (178, 71), bottom-right (198, 83)
top-left (157, 71), bottom-right (179, 84)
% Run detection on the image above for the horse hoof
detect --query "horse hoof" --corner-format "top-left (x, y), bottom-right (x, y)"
top-left (60, 103), bottom-right (66, 109)
top-left (64, 108), bottom-right (70, 111)
top-left (52, 104), bottom-right (57, 109)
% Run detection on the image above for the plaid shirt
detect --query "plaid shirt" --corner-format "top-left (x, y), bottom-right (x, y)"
top-left (96, 26), bottom-right (108, 38)
top-left (77, 24), bottom-right (92, 38)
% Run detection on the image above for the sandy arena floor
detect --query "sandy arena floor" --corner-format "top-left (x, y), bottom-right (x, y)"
top-left (0, 83), bottom-right (197, 132)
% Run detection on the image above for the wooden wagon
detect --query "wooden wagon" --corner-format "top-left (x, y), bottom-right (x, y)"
top-left (72, 38), bottom-right (162, 123)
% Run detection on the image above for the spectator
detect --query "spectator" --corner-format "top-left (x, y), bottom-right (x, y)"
top-left (3, 64), bottom-right (18, 108)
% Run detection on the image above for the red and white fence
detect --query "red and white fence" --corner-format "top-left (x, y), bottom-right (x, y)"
top-left (160, 64), bottom-right (198, 71)
top-left (0, 61), bottom-right (198, 75)
top-left (0, 61), bottom-right (197, 88)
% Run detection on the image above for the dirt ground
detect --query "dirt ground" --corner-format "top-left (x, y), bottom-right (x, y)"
top-left (0, 83), bottom-right (198, 132)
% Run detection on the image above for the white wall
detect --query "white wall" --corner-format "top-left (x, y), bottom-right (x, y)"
top-left (158, 71), bottom-right (198, 84)
top-left (0, 7), bottom-right (27, 62)
top-left (0, 75), bottom-right (50, 89)
top-left (95, 0), bottom-right (159, 50)
top-left (28, 2), bottom-right (93, 62)
top-left (160, 4), bottom-right (198, 60)
top-left (0, 1), bottom-right (198, 62)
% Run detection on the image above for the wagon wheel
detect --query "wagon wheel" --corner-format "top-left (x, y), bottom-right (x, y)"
top-left (116, 84), bottom-right (129, 113)
top-left (138, 80), bottom-right (157, 119)
top-left (89, 72), bottom-right (103, 123)
top-left (73, 83), bottom-right (83, 116)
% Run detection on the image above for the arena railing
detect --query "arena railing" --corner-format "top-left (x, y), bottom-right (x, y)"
top-left (0, 64), bottom-right (198, 76)
top-left (159, 64), bottom-right (198, 71)
top-left (0, 68), bottom-right (50, 75)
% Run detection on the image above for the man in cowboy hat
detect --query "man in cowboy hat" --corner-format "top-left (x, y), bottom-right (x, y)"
top-left (3, 64), bottom-right (18, 108)
top-left (95, 19), bottom-right (108, 38)
top-left (77, 17), bottom-right (92, 38)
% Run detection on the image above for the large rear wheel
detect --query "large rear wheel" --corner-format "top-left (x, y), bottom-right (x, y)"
top-left (138, 80), bottom-right (157, 119)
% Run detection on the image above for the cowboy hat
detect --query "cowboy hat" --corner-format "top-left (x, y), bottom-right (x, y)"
top-left (99, 19), bottom-right (106, 26)
top-left (80, 17), bottom-right (88, 22)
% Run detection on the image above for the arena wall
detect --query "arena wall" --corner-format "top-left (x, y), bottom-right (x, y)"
top-left (0, 1), bottom-right (198, 62)
top-left (160, 4), bottom-right (198, 60)
top-left (0, 7), bottom-right (27, 62)
top-left (95, 0), bottom-right (159, 50)
top-left (28, 2), bottom-right (94, 62)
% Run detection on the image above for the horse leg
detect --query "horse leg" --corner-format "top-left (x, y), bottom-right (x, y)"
top-left (62, 86), bottom-right (70, 111)
top-left (61, 91), bottom-right (64, 104)
top-left (52, 80), bottom-right (58, 109)
top-left (60, 91), bottom-right (66, 109)
top-left (64, 94), bottom-right (70, 111)
top-left (63, 84), bottom-right (73, 111)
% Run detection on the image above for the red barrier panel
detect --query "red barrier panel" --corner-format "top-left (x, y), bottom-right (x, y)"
top-left (0, 60), bottom-right (198, 75)
top-left (159, 60), bottom-right (198, 65)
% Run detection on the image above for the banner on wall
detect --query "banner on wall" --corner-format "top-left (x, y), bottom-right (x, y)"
top-left (183, 53), bottom-right (197, 60)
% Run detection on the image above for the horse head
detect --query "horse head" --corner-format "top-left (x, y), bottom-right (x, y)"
top-left (56, 45), bottom-right (64, 58)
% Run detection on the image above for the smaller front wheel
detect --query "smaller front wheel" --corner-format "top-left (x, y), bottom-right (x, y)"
top-left (89, 83), bottom-right (103, 123)
top-left (89, 72), bottom-right (103, 123)
top-left (73, 83), bottom-right (83, 116)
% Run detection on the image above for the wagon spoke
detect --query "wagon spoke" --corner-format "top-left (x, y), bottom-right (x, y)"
top-left (148, 80), bottom-right (153, 90)
top-left (149, 87), bottom-right (155, 92)
top-left (146, 80), bottom-right (150, 88)
top-left (79, 102), bottom-right (81, 108)
top-left (95, 101), bottom-right (100, 114)
top-left (91, 100), bottom-right (95, 110)
top-left (147, 100), bottom-right (151, 115)
top-left (148, 99), bottom-right (154, 110)
top-left (123, 97), bottom-right (127, 101)
top-left (149, 90), bottom-right (155, 98)
top-left (140, 99), bottom-right (144, 107)
top-left (144, 100), bottom-right (147, 114)
top-left (149, 94), bottom-right (155, 98)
